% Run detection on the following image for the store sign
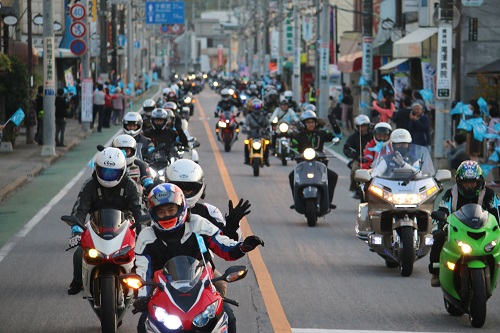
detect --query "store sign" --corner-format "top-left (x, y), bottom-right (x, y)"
top-left (436, 24), bottom-right (452, 99)
top-left (462, 0), bottom-right (483, 6)
top-left (403, 0), bottom-right (419, 13)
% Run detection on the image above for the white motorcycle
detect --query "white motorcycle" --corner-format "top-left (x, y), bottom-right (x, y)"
top-left (354, 144), bottom-right (451, 276)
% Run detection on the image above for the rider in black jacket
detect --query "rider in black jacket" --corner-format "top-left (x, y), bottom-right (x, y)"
top-left (215, 88), bottom-right (242, 117)
top-left (143, 108), bottom-right (189, 150)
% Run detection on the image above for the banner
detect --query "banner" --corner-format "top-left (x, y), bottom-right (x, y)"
top-left (421, 58), bottom-right (436, 92)
top-left (64, 67), bottom-right (75, 87)
top-left (81, 78), bottom-right (93, 122)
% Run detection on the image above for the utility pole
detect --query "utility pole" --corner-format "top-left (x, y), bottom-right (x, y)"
top-left (314, 0), bottom-right (320, 90)
top-left (434, 0), bottom-right (454, 165)
top-left (292, 0), bottom-right (301, 103)
top-left (127, 0), bottom-right (134, 89)
top-left (318, 0), bottom-right (329, 121)
top-left (277, 0), bottom-right (283, 76)
top-left (27, 0), bottom-right (33, 91)
top-left (111, 4), bottom-right (117, 74)
top-left (81, 0), bottom-right (92, 131)
top-left (359, 0), bottom-right (373, 117)
top-left (99, 0), bottom-right (108, 78)
top-left (41, 0), bottom-right (56, 156)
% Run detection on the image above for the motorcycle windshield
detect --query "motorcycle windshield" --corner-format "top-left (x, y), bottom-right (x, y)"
top-left (222, 110), bottom-right (233, 119)
top-left (371, 144), bottom-right (435, 180)
top-left (163, 256), bottom-right (204, 292)
top-left (89, 209), bottom-right (128, 240)
top-left (454, 204), bottom-right (489, 229)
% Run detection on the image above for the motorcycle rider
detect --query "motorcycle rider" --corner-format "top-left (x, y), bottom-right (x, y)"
top-left (283, 90), bottom-right (299, 113)
top-left (244, 99), bottom-right (270, 166)
top-left (122, 111), bottom-right (154, 159)
top-left (343, 115), bottom-right (373, 198)
top-left (215, 88), bottom-right (241, 117)
top-left (361, 122), bottom-right (392, 170)
top-left (143, 108), bottom-right (189, 150)
top-left (288, 110), bottom-right (341, 209)
top-left (67, 147), bottom-right (143, 295)
top-left (269, 99), bottom-right (300, 153)
top-left (265, 89), bottom-right (281, 113)
top-left (133, 183), bottom-right (264, 333)
top-left (140, 99), bottom-right (156, 130)
top-left (112, 134), bottom-right (155, 195)
top-left (428, 160), bottom-right (500, 287)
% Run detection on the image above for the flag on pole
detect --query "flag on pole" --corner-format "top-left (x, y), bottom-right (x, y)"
top-left (8, 108), bottom-right (25, 126)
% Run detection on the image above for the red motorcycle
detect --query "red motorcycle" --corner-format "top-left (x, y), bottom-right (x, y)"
top-left (215, 108), bottom-right (239, 152)
top-left (62, 209), bottom-right (144, 333)
top-left (120, 256), bottom-right (248, 333)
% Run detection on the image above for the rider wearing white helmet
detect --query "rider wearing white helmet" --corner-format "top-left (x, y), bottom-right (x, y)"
top-left (361, 122), bottom-right (392, 170)
top-left (67, 147), bottom-right (142, 295)
top-left (122, 111), bottom-right (154, 158)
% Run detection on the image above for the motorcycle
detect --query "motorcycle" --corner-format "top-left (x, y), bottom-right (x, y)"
top-left (243, 128), bottom-right (270, 177)
top-left (290, 142), bottom-right (337, 227)
top-left (270, 118), bottom-right (298, 166)
top-left (62, 210), bottom-right (147, 333)
top-left (119, 256), bottom-right (248, 332)
top-left (215, 108), bottom-right (239, 152)
top-left (179, 92), bottom-right (196, 117)
top-left (431, 204), bottom-right (500, 328)
top-left (354, 144), bottom-right (452, 276)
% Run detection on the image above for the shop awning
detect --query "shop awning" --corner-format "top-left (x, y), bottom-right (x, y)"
top-left (379, 58), bottom-right (409, 71)
top-left (338, 50), bottom-right (382, 73)
top-left (468, 58), bottom-right (500, 75)
top-left (393, 27), bottom-right (437, 58)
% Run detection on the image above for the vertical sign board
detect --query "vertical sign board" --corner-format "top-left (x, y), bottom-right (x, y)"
top-left (362, 36), bottom-right (373, 83)
top-left (436, 23), bottom-right (452, 99)
top-left (44, 37), bottom-right (55, 96)
top-left (319, 43), bottom-right (329, 78)
top-left (284, 16), bottom-right (293, 57)
top-left (81, 78), bottom-right (94, 122)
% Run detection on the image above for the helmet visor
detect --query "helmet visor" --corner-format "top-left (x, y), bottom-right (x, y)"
top-left (96, 166), bottom-right (124, 182)
top-left (169, 181), bottom-right (203, 198)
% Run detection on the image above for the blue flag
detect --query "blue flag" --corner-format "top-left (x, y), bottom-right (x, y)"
top-left (9, 108), bottom-right (25, 126)
top-left (489, 152), bottom-right (500, 162)
top-left (377, 89), bottom-right (384, 101)
top-left (477, 97), bottom-right (489, 116)
top-left (358, 76), bottom-right (367, 86)
top-left (419, 89), bottom-right (433, 102)
top-left (382, 75), bottom-right (393, 88)
top-left (367, 141), bottom-right (383, 153)
top-left (480, 164), bottom-right (497, 177)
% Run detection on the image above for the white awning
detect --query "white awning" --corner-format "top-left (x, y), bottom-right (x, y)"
top-left (379, 58), bottom-right (409, 71)
top-left (393, 27), bottom-right (437, 58)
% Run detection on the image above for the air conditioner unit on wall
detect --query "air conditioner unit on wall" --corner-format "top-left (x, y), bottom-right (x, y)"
top-left (419, 0), bottom-right (440, 27)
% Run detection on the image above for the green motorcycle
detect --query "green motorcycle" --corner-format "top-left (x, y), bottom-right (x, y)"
top-left (431, 204), bottom-right (500, 328)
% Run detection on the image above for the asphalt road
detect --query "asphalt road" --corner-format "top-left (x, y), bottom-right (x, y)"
top-left (1, 87), bottom-right (500, 332)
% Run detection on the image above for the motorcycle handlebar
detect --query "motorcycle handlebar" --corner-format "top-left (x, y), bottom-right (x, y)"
top-left (223, 297), bottom-right (240, 307)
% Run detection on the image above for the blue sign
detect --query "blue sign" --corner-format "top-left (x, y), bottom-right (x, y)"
top-left (145, 1), bottom-right (185, 24)
top-left (117, 34), bottom-right (126, 47)
top-left (134, 40), bottom-right (140, 49)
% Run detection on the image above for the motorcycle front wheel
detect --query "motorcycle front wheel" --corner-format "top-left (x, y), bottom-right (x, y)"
top-left (252, 158), bottom-right (260, 177)
top-left (398, 226), bottom-right (415, 277)
top-left (469, 268), bottom-right (487, 328)
top-left (223, 132), bottom-right (232, 152)
top-left (100, 276), bottom-right (118, 333)
top-left (305, 199), bottom-right (317, 227)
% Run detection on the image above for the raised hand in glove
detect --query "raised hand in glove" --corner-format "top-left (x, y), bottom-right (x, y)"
top-left (240, 235), bottom-right (265, 253)
top-left (69, 233), bottom-right (81, 248)
top-left (225, 199), bottom-right (251, 229)
top-left (392, 151), bottom-right (406, 167)
top-left (133, 296), bottom-right (149, 312)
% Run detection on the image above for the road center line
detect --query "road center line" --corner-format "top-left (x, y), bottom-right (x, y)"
top-left (196, 99), bottom-right (293, 333)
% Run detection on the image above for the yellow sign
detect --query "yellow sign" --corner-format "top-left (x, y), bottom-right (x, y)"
top-left (89, 0), bottom-right (97, 22)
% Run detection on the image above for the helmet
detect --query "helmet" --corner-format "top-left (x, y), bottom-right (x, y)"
top-left (283, 90), bottom-right (293, 100)
top-left (251, 99), bottom-right (263, 112)
top-left (162, 87), bottom-right (171, 96)
top-left (390, 128), bottom-right (412, 144)
top-left (373, 122), bottom-right (392, 143)
top-left (268, 90), bottom-right (278, 102)
top-left (94, 147), bottom-right (127, 188)
top-left (280, 99), bottom-right (289, 106)
top-left (220, 88), bottom-right (230, 100)
top-left (112, 134), bottom-right (137, 166)
top-left (148, 183), bottom-right (188, 232)
top-left (142, 99), bottom-right (156, 114)
top-left (167, 91), bottom-right (177, 102)
top-left (300, 110), bottom-right (317, 126)
top-left (166, 159), bottom-right (206, 208)
top-left (164, 101), bottom-right (178, 113)
top-left (150, 108), bottom-right (172, 130)
top-left (456, 161), bottom-right (485, 199)
top-left (354, 114), bottom-right (370, 127)
top-left (303, 104), bottom-right (316, 112)
top-left (122, 112), bottom-right (143, 137)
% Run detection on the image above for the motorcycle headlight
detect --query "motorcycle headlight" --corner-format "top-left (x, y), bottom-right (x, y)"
top-left (218, 121), bottom-right (227, 128)
top-left (279, 123), bottom-right (289, 133)
top-left (241, 94), bottom-right (247, 101)
top-left (303, 148), bottom-right (316, 160)
top-left (228, 89), bottom-right (235, 95)
top-left (456, 240), bottom-right (473, 254)
top-left (192, 300), bottom-right (219, 327)
top-left (368, 185), bottom-right (438, 205)
top-left (252, 141), bottom-right (262, 150)
top-left (203, 74), bottom-right (208, 79)
top-left (154, 306), bottom-right (182, 329)
top-left (213, 81), bottom-right (219, 87)
top-left (88, 248), bottom-right (104, 259)
top-left (485, 239), bottom-right (499, 253)
top-left (184, 97), bottom-right (192, 103)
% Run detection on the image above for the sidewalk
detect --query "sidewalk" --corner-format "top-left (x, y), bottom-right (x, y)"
top-left (0, 84), bottom-right (161, 203)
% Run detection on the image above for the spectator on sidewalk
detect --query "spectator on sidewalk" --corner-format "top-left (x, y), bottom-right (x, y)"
top-left (112, 87), bottom-right (128, 125)
top-left (408, 100), bottom-right (431, 152)
top-left (26, 94), bottom-right (38, 144)
top-left (341, 86), bottom-right (354, 132)
top-left (391, 96), bottom-right (412, 131)
top-left (55, 88), bottom-right (68, 147)
top-left (444, 133), bottom-right (470, 171)
top-left (372, 94), bottom-right (395, 123)
top-left (35, 86), bottom-right (44, 145)
top-left (92, 84), bottom-right (105, 132)
top-left (103, 87), bottom-right (113, 128)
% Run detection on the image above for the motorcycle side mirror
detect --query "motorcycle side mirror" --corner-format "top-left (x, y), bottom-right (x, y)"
top-left (354, 169), bottom-right (371, 183)
top-left (96, 144), bottom-right (105, 152)
top-left (239, 121), bottom-right (245, 126)
top-left (61, 215), bottom-right (87, 231)
top-left (332, 137), bottom-right (340, 145)
top-left (431, 211), bottom-right (447, 223)
top-left (192, 140), bottom-right (201, 148)
top-left (435, 169), bottom-right (452, 183)
top-left (211, 266), bottom-right (248, 284)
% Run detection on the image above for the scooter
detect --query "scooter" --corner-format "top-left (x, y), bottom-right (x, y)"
top-left (215, 108), bottom-right (239, 152)
top-left (62, 210), bottom-right (148, 333)
top-left (431, 204), bottom-right (500, 328)
top-left (290, 144), bottom-right (336, 227)
top-left (120, 256), bottom-right (248, 332)
top-left (354, 144), bottom-right (451, 276)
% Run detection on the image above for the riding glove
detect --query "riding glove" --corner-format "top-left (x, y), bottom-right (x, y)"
top-left (133, 296), bottom-right (149, 312)
top-left (240, 235), bottom-right (265, 252)
top-left (225, 199), bottom-right (251, 229)
top-left (392, 151), bottom-right (406, 167)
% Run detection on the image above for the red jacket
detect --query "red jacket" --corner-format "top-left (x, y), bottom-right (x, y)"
top-left (361, 139), bottom-right (393, 169)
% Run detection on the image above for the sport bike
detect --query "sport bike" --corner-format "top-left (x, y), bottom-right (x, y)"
top-left (215, 108), bottom-right (239, 152)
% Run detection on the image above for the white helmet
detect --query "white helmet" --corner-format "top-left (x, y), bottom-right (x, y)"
top-left (112, 134), bottom-right (137, 166)
top-left (354, 114), bottom-right (370, 127)
top-left (390, 128), bottom-right (412, 144)
top-left (122, 112), bottom-right (143, 137)
top-left (166, 159), bottom-right (206, 208)
top-left (162, 87), bottom-right (172, 96)
top-left (220, 88), bottom-right (230, 100)
top-left (283, 90), bottom-right (293, 99)
top-left (142, 99), bottom-right (156, 114)
top-left (94, 147), bottom-right (127, 188)
top-left (373, 122), bottom-right (392, 143)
